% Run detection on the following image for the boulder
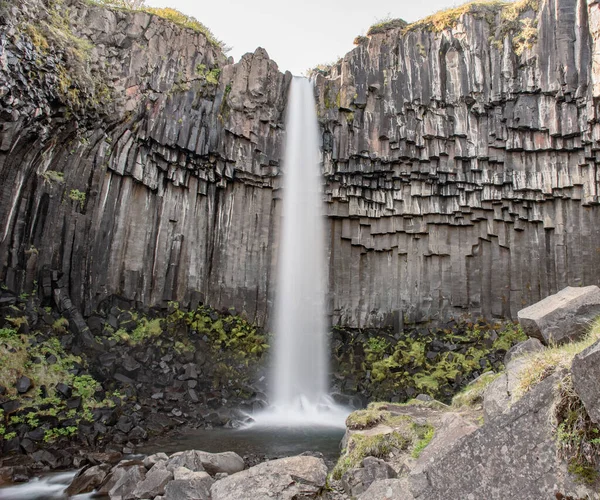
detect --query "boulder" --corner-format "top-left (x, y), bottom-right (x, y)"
top-left (132, 464), bottom-right (173, 498)
top-left (166, 451), bottom-right (206, 473)
top-left (210, 455), bottom-right (327, 500)
top-left (517, 286), bottom-right (600, 344)
top-left (358, 478), bottom-right (412, 500)
top-left (143, 452), bottom-right (168, 469)
top-left (571, 339), bottom-right (600, 424)
top-left (163, 476), bottom-right (214, 500)
top-left (99, 464), bottom-right (146, 499)
top-left (504, 338), bottom-right (544, 365)
top-left (341, 456), bottom-right (397, 497)
top-left (173, 467), bottom-right (212, 481)
top-left (66, 464), bottom-right (111, 496)
top-left (195, 451), bottom-right (244, 476)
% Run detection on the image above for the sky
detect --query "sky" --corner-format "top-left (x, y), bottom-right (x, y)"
top-left (144, 0), bottom-right (465, 76)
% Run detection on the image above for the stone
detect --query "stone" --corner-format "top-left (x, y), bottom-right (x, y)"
top-left (163, 477), bottom-right (214, 500)
top-left (143, 452), bottom-right (168, 469)
top-left (341, 457), bottom-right (397, 497)
top-left (210, 456), bottom-right (327, 500)
top-left (15, 376), bottom-right (31, 393)
top-left (173, 467), bottom-right (212, 481)
top-left (518, 286), bottom-right (600, 344)
top-left (191, 451), bottom-right (244, 476)
top-left (504, 338), bottom-right (544, 365)
top-left (132, 465), bottom-right (173, 498)
top-left (66, 464), bottom-right (111, 496)
top-left (358, 479), bottom-right (411, 500)
top-left (55, 383), bottom-right (72, 399)
top-left (166, 451), bottom-right (206, 473)
top-left (571, 339), bottom-right (600, 424)
top-left (105, 464), bottom-right (146, 499)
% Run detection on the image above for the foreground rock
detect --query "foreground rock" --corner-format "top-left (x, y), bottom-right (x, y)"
top-left (210, 456), bottom-right (327, 500)
top-left (518, 286), bottom-right (600, 344)
top-left (572, 339), bottom-right (600, 424)
top-left (341, 457), bottom-right (397, 497)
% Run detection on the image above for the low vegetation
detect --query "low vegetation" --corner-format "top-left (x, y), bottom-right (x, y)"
top-left (513, 318), bottom-right (600, 402)
top-left (363, 0), bottom-right (539, 56)
top-left (553, 375), bottom-right (600, 484)
top-left (90, 0), bottom-right (228, 51)
top-left (452, 371), bottom-right (501, 408)
top-left (336, 320), bottom-right (526, 403)
top-left (333, 409), bottom-right (435, 479)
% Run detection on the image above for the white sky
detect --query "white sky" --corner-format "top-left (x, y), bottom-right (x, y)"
top-left (144, 0), bottom-right (466, 76)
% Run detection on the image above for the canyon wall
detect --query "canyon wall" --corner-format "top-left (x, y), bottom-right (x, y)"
top-left (1, 0), bottom-right (600, 328)
top-left (0, 0), bottom-right (289, 324)
top-left (316, 0), bottom-right (600, 326)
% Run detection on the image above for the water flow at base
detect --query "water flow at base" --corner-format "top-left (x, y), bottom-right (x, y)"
top-left (252, 77), bottom-right (349, 428)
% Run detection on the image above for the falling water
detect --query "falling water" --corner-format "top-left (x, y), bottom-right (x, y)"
top-left (253, 77), bottom-right (348, 427)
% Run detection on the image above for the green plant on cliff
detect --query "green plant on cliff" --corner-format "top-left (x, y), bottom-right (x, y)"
top-left (553, 374), bottom-right (600, 484)
top-left (514, 318), bottom-right (600, 401)
top-left (69, 189), bottom-right (86, 204)
top-left (367, 15), bottom-right (408, 35)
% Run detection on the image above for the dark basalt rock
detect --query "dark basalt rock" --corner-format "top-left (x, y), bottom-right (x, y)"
top-left (15, 376), bottom-right (31, 394)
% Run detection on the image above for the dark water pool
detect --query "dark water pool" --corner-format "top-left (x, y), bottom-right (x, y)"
top-left (138, 425), bottom-right (346, 468)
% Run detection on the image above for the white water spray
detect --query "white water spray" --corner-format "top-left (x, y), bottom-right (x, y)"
top-left (253, 77), bottom-right (348, 428)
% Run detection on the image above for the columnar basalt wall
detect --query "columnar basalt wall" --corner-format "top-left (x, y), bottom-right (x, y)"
top-left (315, 0), bottom-right (600, 326)
top-left (0, 0), bottom-right (289, 324)
top-left (2, 0), bottom-right (600, 329)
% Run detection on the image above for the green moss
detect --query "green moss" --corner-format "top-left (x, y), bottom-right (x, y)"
top-left (69, 189), bottom-right (86, 204)
top-left (346, 408), bottom-right (391, 430)
top-left (332, 431), bottom-right (410, 480)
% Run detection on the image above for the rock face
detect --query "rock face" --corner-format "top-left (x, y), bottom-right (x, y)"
top-left (0, 0), bottom-right (289, 326)
top-left (571, 339), bottom-right (600, 424)
top-left (341, 456), bottom-right (397, 497)
top-left (409, 373), bottom-right (593, 499)
top-left (518, 285), bottom-right (600, 343)
top-left (314, 0), bottom-right (600, 326)
top-left (2, 0), bottom-right (600, 328)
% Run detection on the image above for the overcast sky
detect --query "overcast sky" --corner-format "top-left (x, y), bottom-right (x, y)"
top-left (144, 0), bottom-right (465, 75)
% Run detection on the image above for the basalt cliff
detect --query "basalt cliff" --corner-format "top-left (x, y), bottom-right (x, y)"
top-left (1, 0), bottom-right (600, 328)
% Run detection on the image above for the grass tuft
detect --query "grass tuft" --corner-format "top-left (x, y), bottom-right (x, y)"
top-left (513, 318), bottom-right (600, 402)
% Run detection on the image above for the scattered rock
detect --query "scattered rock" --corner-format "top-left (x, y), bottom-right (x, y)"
top-left (132, 464), bottom-right (173, 498)
top-left (15, 376), bottom-right (31, 394)
top-left (210, 455), bottom-right (327, 500)
top-left (163, 476), bottom-right (214, 500)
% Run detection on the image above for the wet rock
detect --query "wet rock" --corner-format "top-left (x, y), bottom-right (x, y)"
top-left (31, 449), bottom-right (58, 468)
top-left (210, 455), bottom-right (327, 500)
top-left (342, 457), bottom-right (397, 497)
top-left (66, 464), bottom-right (111, 496)
top-left (518, 286), bottom-right (600, 344)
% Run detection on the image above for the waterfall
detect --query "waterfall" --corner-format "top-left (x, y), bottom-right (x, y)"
top-left (253, 77), bottom-right (348, 427)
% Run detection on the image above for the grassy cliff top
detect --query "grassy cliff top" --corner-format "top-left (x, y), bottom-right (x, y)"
top-left (366, 0), bottom-right (539, 35)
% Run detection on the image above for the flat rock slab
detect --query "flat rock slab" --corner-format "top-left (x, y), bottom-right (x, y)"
top-left (518, 286), bottom-right (600, 344)
top-left (358, 478), bottom-right (413, 500)
top-left (572, 339), bottom-right (600, 424)
top-left (210, 455), bottom-right (327, 500)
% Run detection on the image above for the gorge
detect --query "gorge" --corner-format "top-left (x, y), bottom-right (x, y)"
top-left (2, 0), bottom-right (600, 497)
